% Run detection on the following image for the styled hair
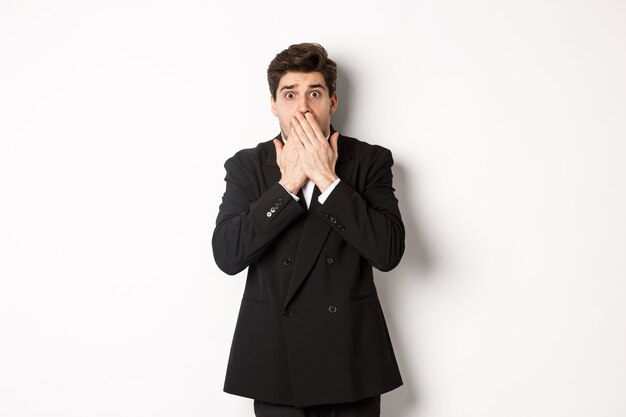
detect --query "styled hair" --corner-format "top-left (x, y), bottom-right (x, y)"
top-left (267, 43), bottom-right (337, 100)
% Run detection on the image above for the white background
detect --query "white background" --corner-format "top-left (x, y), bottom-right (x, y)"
top-left (1, 1), bottom-right (625, 416)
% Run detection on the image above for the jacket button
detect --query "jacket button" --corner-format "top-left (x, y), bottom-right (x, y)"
top-left (283, 309), bottom-right (292, 317)
top-left (273, 203), bottom-right (280, 209)
top-left (337, 224), bottom-right (345, 231)
top-left (330, 217), bottom-right (337, 224)
top-left (283, 257), bottom-right (292, 266)
top-left (326, 257), bottom-right (334, 265)
top-left (328, 306), bottom-right (338, 313)
top-left (277, 198), bottom-right (284, 204)
top-left (266, 212), bottom-right (272, 217)
top-left (270, 207), bottom-right (276, 213)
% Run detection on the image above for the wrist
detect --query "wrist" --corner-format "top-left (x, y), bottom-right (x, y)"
top-left (313, 173), bottom-right (338, 193)
top-left (279, 178), bottom-right (302, 194)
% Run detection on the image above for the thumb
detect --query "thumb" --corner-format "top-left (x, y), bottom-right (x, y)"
top-left (329, 132), bottom-right (340, 155)
top-left (273, 138), bottom-right (283, 158)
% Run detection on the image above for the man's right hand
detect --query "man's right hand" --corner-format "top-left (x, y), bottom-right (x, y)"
top-left (273, 129), bottom-right (308, 194)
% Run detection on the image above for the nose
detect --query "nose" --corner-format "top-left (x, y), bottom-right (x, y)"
top-left (296, 95), bottom-right (311, 114)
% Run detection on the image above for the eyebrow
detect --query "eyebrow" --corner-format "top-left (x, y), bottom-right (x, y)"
top-left (279, 83), bottom-right (326, 92)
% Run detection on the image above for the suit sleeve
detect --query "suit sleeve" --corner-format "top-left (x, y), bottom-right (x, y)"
top-left (212, 154), bottom-right (305, 275)
top-left (314, 147), bottom-right (405, 272)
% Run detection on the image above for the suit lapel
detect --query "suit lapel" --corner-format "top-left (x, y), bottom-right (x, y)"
top-left (261, 132), bottom-right (283, 185)
top-left (283, 185), bottom-right (330, 309)
top-left (282, 131), bottom-right (354, 309)
top-left (286, 188), bottom-right (307, 246)
top-left (296, 188), bottom-right (308, 211)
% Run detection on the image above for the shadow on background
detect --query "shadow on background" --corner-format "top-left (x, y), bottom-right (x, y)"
top-left (332, 63), bottom-right (352, 133)
top-left (377, 160), bottom-right (435, 417)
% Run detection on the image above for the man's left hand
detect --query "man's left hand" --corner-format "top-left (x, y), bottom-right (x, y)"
top-left (290, 112), bottom-right (339, 192)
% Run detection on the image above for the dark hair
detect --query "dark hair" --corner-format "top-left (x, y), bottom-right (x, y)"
top-left (267, 43), bottom-right (337, 100)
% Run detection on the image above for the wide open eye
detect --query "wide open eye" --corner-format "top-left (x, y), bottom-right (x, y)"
top-left (310, 91), bottom-right (320, 98)
top-left (285, 92), bottom-right (295, 99)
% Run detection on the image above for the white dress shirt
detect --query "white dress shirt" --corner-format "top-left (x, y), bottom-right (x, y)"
top-left (278, 132), bottom-right (341, 209)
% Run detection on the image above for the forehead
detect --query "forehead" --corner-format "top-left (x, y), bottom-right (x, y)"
top-left (277, 71), bottom-right (328, 90)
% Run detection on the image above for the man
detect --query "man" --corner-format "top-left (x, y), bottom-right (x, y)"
top-left (212, 43), bottom-right (405, 417)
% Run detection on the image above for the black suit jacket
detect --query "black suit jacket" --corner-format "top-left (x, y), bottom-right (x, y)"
top-left (212, 128), bottom-right (405, 407)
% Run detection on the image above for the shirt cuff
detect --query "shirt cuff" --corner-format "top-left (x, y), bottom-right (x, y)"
top-left (318, 178), bottom-right (341, 204)
top-left (278, 182), bottom-right (300, 201)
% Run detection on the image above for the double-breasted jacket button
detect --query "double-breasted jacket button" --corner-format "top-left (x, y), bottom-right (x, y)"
top-left (328, 305), bottom-right (338, 313)
top-left (266, 211), bottom-right (272, 217)
top-left (270, 207), bottom-right (276, 213)
top-left (283, 309), bottom-right (292, 317)
top-left (283, 257), bottom-right (292, 266)
top-left (326, 257), bottom-right (334, 265)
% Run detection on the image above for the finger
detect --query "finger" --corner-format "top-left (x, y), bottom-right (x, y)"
top-left (273, 138), bottom-right (283, 157)
top-left (291, 116), bottom-right (314, 150)
top-left (296, 112), bottom-right (323, 144)
top-left (329, 132), bottom-right (339, 155)
top-left (289, 126), bottom-right (305, 150)
top-left (304, 112), bottom-right (327, 142)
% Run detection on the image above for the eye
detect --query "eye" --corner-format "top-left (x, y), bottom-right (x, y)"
top-left (285, 92), bottom-right (295, 99)
top-left (310, 91), bottom-right (320, 98)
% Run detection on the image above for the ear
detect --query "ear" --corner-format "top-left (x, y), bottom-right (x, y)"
top-left (329, 91), bottom-right (339, 114)
top-left (271, 95), bottom-right (278, 116)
